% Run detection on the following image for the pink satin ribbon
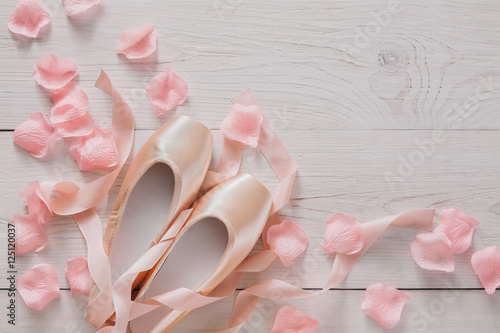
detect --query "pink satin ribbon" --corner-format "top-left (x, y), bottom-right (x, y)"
top-left (100, 89), bottom-right (435, 333)
top-left (108, 211), bottom-right (433, 333)
top-left (38, 70), bottom-right (135, 328)
top-left (211, 91), bottom-right (434, 332)
top-left (102, 209), bottom-right (193, 333)
top-left (219, 209), bottom-right (434, 332)
top-left (37, 79), bottom-right (435, 332)
top-left (94, 88), bottom-right (300, 332)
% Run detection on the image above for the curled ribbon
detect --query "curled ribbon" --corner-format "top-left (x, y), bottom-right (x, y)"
top-left (212, 90), bottom-right (435, 332)
top-left (101, 89), bottom-right (435, 333)
top-left (35, 77), bottom-right (434, 333)
top-left (38, 70), bottom-right (135, 328)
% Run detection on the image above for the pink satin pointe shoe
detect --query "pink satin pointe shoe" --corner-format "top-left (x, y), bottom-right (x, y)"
top-left (129, 173), bottom-right (273, 332)
top-left (87, 115), bottom-right (212, 306)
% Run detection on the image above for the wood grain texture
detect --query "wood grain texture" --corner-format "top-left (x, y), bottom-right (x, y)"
top-left (0, 1), bottom-right (499, 130)
top-left (1, 0), bottom-right (499, 332)
top-left (1, 129), bottom-right (499, 289)
top-left (1, 289), bottom-right (499, 333)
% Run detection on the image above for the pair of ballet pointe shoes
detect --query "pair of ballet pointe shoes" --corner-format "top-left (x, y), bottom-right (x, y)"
top-left (86, 116), bottom-right (272, 332)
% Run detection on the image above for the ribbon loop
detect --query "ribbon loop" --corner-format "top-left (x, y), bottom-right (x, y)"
top-left (35, 83), bottom-right (436, 333)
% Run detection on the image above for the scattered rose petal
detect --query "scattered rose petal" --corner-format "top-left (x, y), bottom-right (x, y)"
top-left (19, 181), bottom-right (52, 224)
top-left (221, 103), bottom-right (263, 148)
top-left (362, 283), bottom-right (410, 329)
top-left (267, 220), bottom-right (309, 267)
top-left (11, 213), bottom-right (47, 254)
top-left (146, 68), bottom-right (188, 116)
top-left (271, 306), bottom-right (319, 333)
top-left (471, 246), bottom-right (500, 295)
top-left (63, 0), bottom-right (101, 16)
top-left (53, 111), bottom-right (94, 138)
top-left (322, 212), bottom-right (364, 255)
top-left (50, 83), bottom-right (89, 114)
top-left (33, 54), bottom-right (79, 90)
top-left (411, 232), bottom-right (455, 272)
top-left (8, 0), bottom-right (50, 38)
top-left (13, 112), bottom-right (54, 158)
top-left (65, 257), bottom-right (91, 296)
top-left (16, 264), bottom-right (60, 310)
top-left (435, 208), bottom-right (480, 253)
top-left (67, 126), bottom-right (119, 171)
top-left (50, 84), bottom-right (94, 138)
top-left (116, 24), bottom-right (157, 59)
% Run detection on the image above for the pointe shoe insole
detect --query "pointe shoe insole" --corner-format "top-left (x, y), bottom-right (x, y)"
top-left (109, 163), bottom-right (175, 281)
top-left (129, 218), bottom-right (229, 332)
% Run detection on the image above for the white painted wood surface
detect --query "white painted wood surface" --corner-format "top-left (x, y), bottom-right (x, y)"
top-left (1, 0), bottom-right (499, 332)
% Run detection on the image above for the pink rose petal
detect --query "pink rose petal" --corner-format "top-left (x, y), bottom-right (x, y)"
top-left (362, 283), bottom-right (410, 329)
top-left (267, 220), bottom-right (309, 267)
top-left (471, 246), bottom-right (500, 295)
top-left (146, 68), bottom-right (188, 116)
top-left (221, 103), bottom-right (263, 148)
top-left (11, 213), bottom-right (47, 254)
top-left (271, 306), bottom-right (319, 333)
top-left (65, 257), bottom-right (91, 296)
top-left (435, 208), bottom-right (480, 253)
top-left (50, 84), bottom-right (94, 138)
top-left (19, 181), bottom-right (52, 224)
top-left (63, 0), bottom-right (101, 16)
top-left (410, 232), bottom-right (455, 272)
top-left (50, 83), bottom-right (89, 115)
top-left (17, 264), bottom-right (60, 310)
top-left (13, 112), bottom-right (54, 158)
top-left (53, 111), bottom-right (95, 138)
top-left (67, 126), bottom-right (119, 171)
top-left (8, 0), bottom-right (50, 38)
top-left (322, 212), bottom-right (364, 255)
top-left (116, 24), bottom-right (157, 59)
top-left (33, 54), bottom-right (79, 90)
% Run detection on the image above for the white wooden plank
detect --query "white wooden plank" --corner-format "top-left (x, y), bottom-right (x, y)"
top-left (1, 0), bottom-right (500, 331)
top-left (0, 1), bottom-right (499, 130)
top-left (1, 290), bottom-right (499, 332)
top-left (1, 129), bottom-right (498, 289)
